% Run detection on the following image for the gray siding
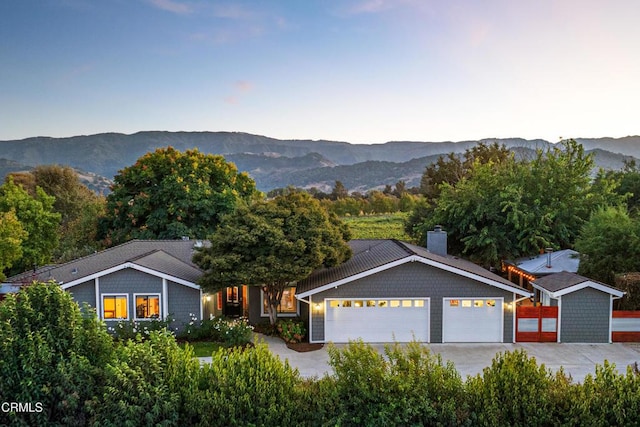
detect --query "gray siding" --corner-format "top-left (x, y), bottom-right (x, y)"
top-left (248, 286), bottom-right (308, 325)
top-left (560, 287), bottom-right (611, 343)
top-left (167, 281), bottom-right (201, 331)
top-left (99, 268), bottom-right (163, 294)
top-left (68, 280), bottom-right (96, 310)
top-left (310, 261), bottom-right (514, 343)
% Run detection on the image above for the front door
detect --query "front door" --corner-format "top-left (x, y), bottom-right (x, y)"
top-left (223, 286), bottom-right (242, 317)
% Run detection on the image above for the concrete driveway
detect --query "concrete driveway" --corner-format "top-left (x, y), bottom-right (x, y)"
top-left (202, 334), bottom-right (640, 382)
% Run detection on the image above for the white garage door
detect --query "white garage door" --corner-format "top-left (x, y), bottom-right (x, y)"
top-left (325, 298), bottom-right (429, 343)
top-left (443, 298), bottom-right (503, 342)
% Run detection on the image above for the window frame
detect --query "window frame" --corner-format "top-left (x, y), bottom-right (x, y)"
top-left (133, 293), bottom-right (162, 321)
top-left (101, 293), bottom-right (129, 321)
top-left (260, 286), bottom-right (299, 317)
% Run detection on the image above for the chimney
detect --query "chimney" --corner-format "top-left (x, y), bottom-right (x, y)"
top-left (427, 225), bottom-right (447, 256)
top-left (545, 248), bottom-right (553, 268)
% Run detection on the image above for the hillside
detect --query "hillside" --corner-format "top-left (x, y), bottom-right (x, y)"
top-left (0, 132), bottom-right (637, 192)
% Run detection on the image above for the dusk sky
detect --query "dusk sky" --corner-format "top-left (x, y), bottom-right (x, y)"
top-left (1, 0), bottom-right (638, 144)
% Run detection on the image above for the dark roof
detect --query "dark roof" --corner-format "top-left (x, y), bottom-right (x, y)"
top-left (532, 271), bottom-right (622, 295)
top-left (5, 240), bottom-right (204, 285)
top-left (296, 239), bottom-right (528, 296)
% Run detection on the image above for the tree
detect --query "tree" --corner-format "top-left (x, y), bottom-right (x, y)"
top-left (9, 165), bottom-right (107, 261)
top-left (330, 180), bottom-right (349, 200)
top-left (100, 147), bottom-right (260, 245)
top-left (408, 140), bottom-right (623, 267)
top-left (575, 206), bottom-right (640, 284)
top-left (0, 178), bottom-right (61, 275)
top-left (194, 191), bottom-right (352, 325)
top-left (0, 210), bottom-right (27, 280)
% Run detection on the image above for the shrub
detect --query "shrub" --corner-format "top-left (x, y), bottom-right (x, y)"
top-left (194, 341), bottom-right (303, 426)
top-left (110, 316), bottom-right (174, 342)
top-left (276, 318), bottom-right (306, 344)
top-left (0, 281), bottom-right (113, 426)
top-left (178, 316), bottom-right (254, 347)
top-left (327, 340), bottom-right (466, 426)
top-left (466, 349), bottom-right (572, 426)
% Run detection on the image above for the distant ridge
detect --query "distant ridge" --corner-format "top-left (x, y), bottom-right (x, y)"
top-left (0, 132), bottom-right (638, 192)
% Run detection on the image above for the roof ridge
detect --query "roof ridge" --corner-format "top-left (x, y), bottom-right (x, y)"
top-left (390, 239), bottom-right (417, 256)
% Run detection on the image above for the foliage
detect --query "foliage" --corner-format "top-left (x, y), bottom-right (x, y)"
top-left (465, 349), bottom-right (572, 426)
top-left (408, 140), bottom-right (623, 267)
top-left (276, 318), bottom-right (306, 344)
top-left (178, 315), bottom-right (254, 347)
top-left (0, 178), bottom-right (61, 275)
top-left (194, 190), bottom-right (351, 325)
top-left (0, 209), bottom-right (27, 280)
top-left (327, 340), bottom-right (467, 426)
top-left (0, 281), bottom-right (113, 426)
top-left (195, 342), bottom-right (304, 427)
top-left (100, 146), bottom-right (260, 245)
top-left (110, 317), bottom-right (176, 342)
top-left (575, 205), bottom-right (640, 284)
top-left (92, 330), bottom-right (202, 426)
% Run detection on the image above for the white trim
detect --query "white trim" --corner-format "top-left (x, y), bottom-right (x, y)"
top-left (557, 297), bottom-right (562, 343)
top-left (199, 288), bottom-right (204, 322)
top-left (323, 296), bottom-right (430, 343)
top-left (609, 294), bottom-right (614, 344)
top-left (442, 297), bottom-right (504, 343)
top-left (59, 262), bottom-right (200, 290)
top-left (533, 280), bottom-right (624, 299)
top-left (101, 293), bottom-right (130, 321)
top-left (512, 293), bottom-right (516, 343)
top-left (296, 256), bottom-right (531, 299)
top-left (133, 293), bottom-right (162, 321)
top-left (260, 287), bottom-right (299, 318)
top-left (94, 277), bottom-right (100, 312)
top-left (162, 278), bottom-right (169, 321)
top-left (309, 296), bottom-right (319, 344)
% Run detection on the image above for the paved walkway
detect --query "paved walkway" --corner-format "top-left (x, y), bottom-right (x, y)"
top-left (199, 334), bottom-right (640, 382)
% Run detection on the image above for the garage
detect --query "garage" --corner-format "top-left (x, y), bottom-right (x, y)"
top-left (442, 297), bottom-right (503, 342)
top-left (325, 298), bottom-right (430, 342)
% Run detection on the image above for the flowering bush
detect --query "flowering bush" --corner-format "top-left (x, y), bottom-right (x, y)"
top-left (110, 317), bottom-right (174, 342)
top-left (179, 315), bottom-right (254, 347)
top-left (277, 319), bottom-right (306, 344)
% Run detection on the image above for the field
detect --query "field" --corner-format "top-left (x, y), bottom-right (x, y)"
top-left (341, 212), bottom-right (414, 242)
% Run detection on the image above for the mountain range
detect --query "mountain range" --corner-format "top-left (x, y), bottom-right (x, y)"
top-left (0, 132), bottom-right (639, 193)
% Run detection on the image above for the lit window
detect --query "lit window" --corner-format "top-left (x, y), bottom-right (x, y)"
top-left (342, 300), bottom-right (352, 308)
top-left (461, 300), bottom-right (472, 308)
top-left (329, 300), bottom-right (340, 308)
top-left (390, 300), bottom-right (400, 307)
top-left (402, 300), bottom-right (412, 307)
top-left (474, 300), bottom-right (484, 308)
top-left (449, 300), bottom-right (459, 307)
top-left (378, 300), bottom-right (387, 307)
top-left (486, 300), bottom-right (496, 307)
top-left (414, 300), bottom-right (425, 307)
top-left (135, 295), bottom-right (160, 319)
top-left (227, 286), bottom-right (239, 303)
top-left (102, 295), bottom-right (128, 320)
top-left (366, 300), bottom-right (376, 307)
top-left (354, 300), bottom-right (363, 308)
top-left (262, 286), bottom-right (297, 314)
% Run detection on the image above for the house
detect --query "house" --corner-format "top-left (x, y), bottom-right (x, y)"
top-left (531, 272), bottom-right (624, 343)
top-left (294, 228), bottom-right (531, 343)
top-left (3, 240), bottom-right (209, 331)
top-left (503, 248), bottom-right (580, 289)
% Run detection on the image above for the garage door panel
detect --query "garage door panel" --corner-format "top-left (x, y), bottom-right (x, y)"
top-left (443, 298), bottom-right (503, 342)
top-left (325, 298), bottom-right (429, 343)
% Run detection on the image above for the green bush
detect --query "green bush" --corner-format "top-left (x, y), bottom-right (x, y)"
top-left (179, 316), bottom-right (254, 346)
top-left (276, 318), bottom-right (306, 344)
top-left (110, 316), bottom-right (175, 341)
top-left (194, 341), bottom-right (303, 427)
top-left (327, 340), bottom-right (466, 426)
top-left (0, 281), bottom-right (113, 426)
top-left (466, 349), bottom-right (572, 426)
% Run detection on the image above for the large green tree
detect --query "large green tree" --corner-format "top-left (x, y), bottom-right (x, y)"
top-left (574, 205), bottom-right (640, 284)
top-left (100, 147), bottom-right (260, 245)
top-left (0, 178), bottom-right (61, 275)
top-left (0, 210), bottom-right (27, 280)
top-left (194, 191), bottom-right (352, 325)
top-left (408, 140), bottom-right (622, 267)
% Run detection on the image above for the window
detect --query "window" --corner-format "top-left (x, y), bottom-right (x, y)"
top-left (135, 294), bottom-right (160, 320)
top-left (353, 300), bottom-right (364, 308)
top-left (474, 300), bottom-right (484, 308)
top-left (449, 299), bottom-right (459, 307)
top-left (329, 300), bottom-right (340, 308)
top-left (402, 300), bottom-right (412, 307)
top-left (414, 300), bottom-right (425, 307)
top-left (227, 286), bottom-right (239, 303)
top-left (261, 286), bottom-right (297, 316)
top-left (390, 300), bottom-right (400, 307)
top-left (378, 300), bottom-right (387, 307)
top-left (366, 300), bottom-right (376, 307)
top-left (461, 300), bottom-right (472, 308)
top-left (486, 299), bottom-right (496, 307)
top-left (102, 294), bottom-right (128, 320)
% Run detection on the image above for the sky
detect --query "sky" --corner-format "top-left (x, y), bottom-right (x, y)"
top-left (1, 0), bottom-right (639, 144)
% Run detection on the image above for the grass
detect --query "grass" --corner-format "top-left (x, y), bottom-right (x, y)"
top-left (341, 212), bottom-right (414, 241)
top-left (178, 341), bottom-right (225, 357)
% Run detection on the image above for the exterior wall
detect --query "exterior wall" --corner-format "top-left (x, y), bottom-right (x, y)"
top-left (167, 281), bottom-right (201, 331)
top-left (310, 262), bottom-right (514, 343)
top-left (560, 287), bottom-right (611, 343)
top-left (68, 280), bottom-right (96, 310)
top-left (247, 286), bottom-right (308, 326)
